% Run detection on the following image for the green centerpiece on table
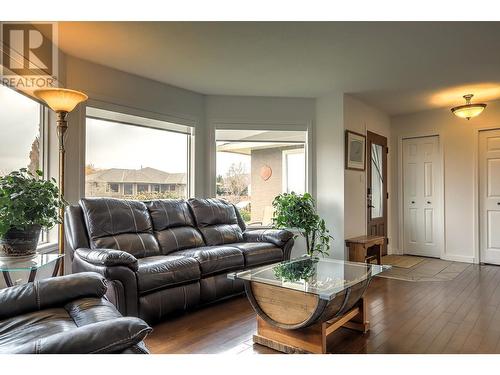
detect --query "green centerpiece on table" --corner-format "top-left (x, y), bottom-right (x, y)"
top-left (273, 257), bottom-right (318, 283)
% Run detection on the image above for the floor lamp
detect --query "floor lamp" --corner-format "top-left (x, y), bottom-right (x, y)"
top-left (33, 88), bottom-right (88, 275)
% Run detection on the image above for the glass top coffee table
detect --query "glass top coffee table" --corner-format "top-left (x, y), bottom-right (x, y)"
top-left (0, 253), bottom-right (63, 287)
top-left (228, 257), bottom-right (390, 354)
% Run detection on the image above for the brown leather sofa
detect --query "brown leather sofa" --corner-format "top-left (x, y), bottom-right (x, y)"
top-left (0, 272), bottom-right (151, 354)
top-left (65, 198), bottom-right (294, 324)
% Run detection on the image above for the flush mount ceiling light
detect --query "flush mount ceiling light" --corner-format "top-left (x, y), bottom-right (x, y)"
top-left (451, 94), bottom-right (487, 120)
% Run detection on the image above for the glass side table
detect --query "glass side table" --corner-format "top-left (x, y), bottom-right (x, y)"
top-left (0, 253), bottom-right (63, 287)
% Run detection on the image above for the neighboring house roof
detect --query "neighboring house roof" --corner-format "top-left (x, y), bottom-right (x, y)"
top-left (86, 167), bottom-right (186, 184)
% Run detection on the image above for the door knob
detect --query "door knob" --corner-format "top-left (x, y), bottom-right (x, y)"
top-left (427, 201), bottom-right (431, 204)
top-left (411, 201), bottom-right (415, 204)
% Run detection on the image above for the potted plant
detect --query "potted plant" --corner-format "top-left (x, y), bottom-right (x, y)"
top-left (272, 192), bottom-right (333, 258)
top-left (0, 169), bottom-right (64, 257)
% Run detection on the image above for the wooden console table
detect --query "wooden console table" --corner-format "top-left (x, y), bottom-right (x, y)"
top-left (345, 235), bottom-right (385, 265)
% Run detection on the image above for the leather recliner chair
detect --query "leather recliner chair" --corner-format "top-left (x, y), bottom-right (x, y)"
top-left (0, 272), bottom-right (151, 354)
top-left (65, 198), bottom-right (294, 324)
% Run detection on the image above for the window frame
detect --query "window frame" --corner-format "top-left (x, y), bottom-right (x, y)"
top-left (282, 147), bottom-right (306, 194)
top-left (39, 106), bottom-right (50, 244)
top-left (137, 183), bottom-right (149, 193)
top-left (107, 183), bottom-right (120, 193)
top-left (123, 183), bottom-right (133, 196)
top-left (0, 87), bottom-right (50, 245)
top-left (214, 128), bottom-right (310, 228)
top-left (84, 106), bottom-right (195, 199)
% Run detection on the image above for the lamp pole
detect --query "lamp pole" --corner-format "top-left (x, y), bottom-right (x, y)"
top-left (56, 111), bottom-right (69, 276)
top-left (33, 88), bottom-right (88, 277)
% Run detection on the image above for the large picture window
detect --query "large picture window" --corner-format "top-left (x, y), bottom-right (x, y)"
top-left (85, 108), bottom-right (193, 200)
top-left (0, 85), bottom-right (43, 176)
top-left (216, 129), bottom-right (307, 226)
top-left (0, 85), bottom-right (48, 245)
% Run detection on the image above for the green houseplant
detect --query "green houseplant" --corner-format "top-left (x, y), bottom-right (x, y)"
top-left (273, 257), bottom-right (318, 283)
top-left (272, 192), bottom-right (333, 257)
top-left (0, 169), bottom-right (64, 257)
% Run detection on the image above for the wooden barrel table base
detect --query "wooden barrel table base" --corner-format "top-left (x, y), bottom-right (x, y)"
top-left (229, 257), bottom-right (387, 354)
top-left (245, 280), bottom-right (370, 354)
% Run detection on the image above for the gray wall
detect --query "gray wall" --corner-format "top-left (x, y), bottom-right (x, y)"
top-left (62, 54), bottom-right (206, 202)
top-left (315, 91), bottom-right (345, 259)
top-left (390, 99), bottom-right (500, 263)
top-left (343, 95), bottom-right (393, 251)
top-left (36, 55), bottom-right (349, 268)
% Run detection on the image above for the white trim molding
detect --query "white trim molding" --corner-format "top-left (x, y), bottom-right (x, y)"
top-left (208, 118), bottom-right (314, 199)
top-left (441, 253), bottom-right (476, 264)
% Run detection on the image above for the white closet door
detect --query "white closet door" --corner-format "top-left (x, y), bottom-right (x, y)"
top-left (480, 129), bottom-right (500, 265)
top-left (402, 136), bottom-right (442, 257)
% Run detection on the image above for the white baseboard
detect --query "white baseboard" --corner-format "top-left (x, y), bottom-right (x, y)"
top-left (387, 248), bottom-right (402, 255)
top-left (390, 248), bottom-right (476, 264)
top-left (441, 253), bottom-right (476, 264)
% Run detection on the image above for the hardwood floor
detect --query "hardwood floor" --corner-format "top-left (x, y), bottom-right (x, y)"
top-left (145, 262), bottom-right (500, 354)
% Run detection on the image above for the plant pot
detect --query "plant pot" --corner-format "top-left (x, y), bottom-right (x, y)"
top-left (0, 225), bottom-right (42, 257)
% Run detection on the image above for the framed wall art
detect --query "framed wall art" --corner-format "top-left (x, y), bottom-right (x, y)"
top-left (345, 130), bottom-right (366, 171)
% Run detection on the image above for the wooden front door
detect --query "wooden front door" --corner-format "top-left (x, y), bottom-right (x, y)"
top-left (366, 131), bottom-right (388, 255)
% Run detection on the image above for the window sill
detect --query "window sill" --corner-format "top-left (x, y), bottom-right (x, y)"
top-left (37, 242), bottom-right (58, 254)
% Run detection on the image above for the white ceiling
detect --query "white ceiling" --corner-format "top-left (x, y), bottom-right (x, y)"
top-left (56, 22), bottom-right (500, 115)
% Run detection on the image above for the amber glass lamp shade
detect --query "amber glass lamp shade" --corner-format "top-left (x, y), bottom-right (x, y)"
top-left (33, 88), bottom-right (88, 113)
top-left (451, 94), bottom-right (487, 120)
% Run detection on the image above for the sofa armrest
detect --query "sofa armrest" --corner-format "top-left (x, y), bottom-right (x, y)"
top-left (75, 248), bottom-right (138, 272)
top-left (243, 228), bottom-right (294, 248)
top-left (0, 272), bottom-right (107, 320)
top-left (72, 252), bottom-right (139, 317)
top-left (5, 317), bottom-right (152, 354)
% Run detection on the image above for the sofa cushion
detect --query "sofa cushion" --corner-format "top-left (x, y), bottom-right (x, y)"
top-left (0, 308), bottom-right (75, 349)
top-left (198, 224), bottom-right (244, 247)
top-left (173, 246), bottom-right (244, 276)
top-left (146, 200), bottom-right (205, 254)
top-left (187, 198), bottom-right (243, 246)
top-left (0, 297), bottom-right (123, 352)
top-left (146, 199), bottom-right (196, 229)
top-left (154, 228), bottom-right (205, 255)
top-left (79, 198), bottom-right (160, 258)
top-left (136, 255), bottom-right (201, 294)
top-left (232, 242), bottom-right (283, 267)
top-left (8, 317), bottom-right (151, 354)
top-left (0, 272), bottom-right (108, 321)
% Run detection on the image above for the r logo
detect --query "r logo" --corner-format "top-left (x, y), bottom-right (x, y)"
top-left (1, 23), bottom-right (54, 76)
